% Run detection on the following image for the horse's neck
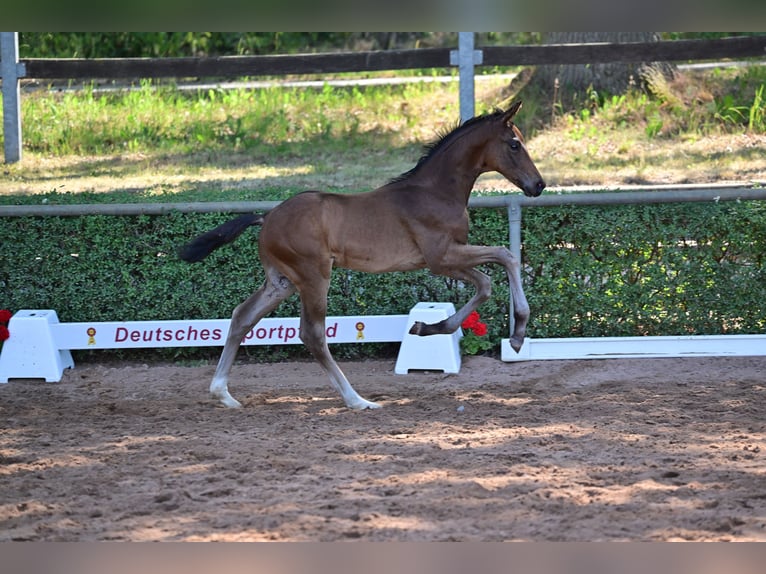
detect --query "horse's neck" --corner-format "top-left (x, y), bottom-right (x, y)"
top-left (413, 131), bottom-right (487, 202)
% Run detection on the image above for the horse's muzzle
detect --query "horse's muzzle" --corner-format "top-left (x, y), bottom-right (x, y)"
top-left (525, 179), bottom-right (546, 197)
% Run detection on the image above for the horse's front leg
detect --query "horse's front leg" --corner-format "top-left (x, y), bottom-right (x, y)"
top-left (409, 268), bottom-right (492, 336)
top-left (505, 256), bottom-right (530, 353)
top-left (409, 245), bottom-right (530, 353)
top-left (486, 245), bottom-right (529, 352)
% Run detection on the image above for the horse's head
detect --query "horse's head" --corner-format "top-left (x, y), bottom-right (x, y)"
top-left (484, 101), bottom-right (546, 197)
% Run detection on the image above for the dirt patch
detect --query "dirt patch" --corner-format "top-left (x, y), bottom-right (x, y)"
top-left (1, 355), bottom-right (765, 541)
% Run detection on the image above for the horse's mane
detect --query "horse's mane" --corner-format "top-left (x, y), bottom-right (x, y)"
top-left (388, 108), bottom-right (505, 184)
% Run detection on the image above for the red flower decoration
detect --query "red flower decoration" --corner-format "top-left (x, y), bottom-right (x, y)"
top-left (0, 309), bottom-right (11, 324)
top-left (0, 325), bottom-right (9, 342)
top-left (472, 322), bottom-right (488, 337)
top-left (461, 311), bottom-right (487, 337)
top-left (461, 311), bottom-right (480, 330)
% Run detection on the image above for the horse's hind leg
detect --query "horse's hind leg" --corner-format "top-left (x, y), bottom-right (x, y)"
top-left (298, 283), bottom-right (381, 410)
top-left (210, 269), bottom-right (295, 408)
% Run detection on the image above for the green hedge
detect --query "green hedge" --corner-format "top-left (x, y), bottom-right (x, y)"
top-left (2, 198), bottom-right (765, 361)
top-left (523, 199), bottom-right (766, 337)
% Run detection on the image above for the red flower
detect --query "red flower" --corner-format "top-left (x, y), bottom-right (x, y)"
top-left (461, 311), bottom-right (488, 337)
top-left (472, 322), bottom-right (488, 337)
top-left (0, 325), bottom-right (9, 342)
top-left (0, 309), bottom-right (11, 324)
top-left (461, 311), bottom-right (480, 330)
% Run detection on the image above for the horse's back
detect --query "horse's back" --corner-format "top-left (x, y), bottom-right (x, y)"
top-left (259, 189), bottom-right (426, 274)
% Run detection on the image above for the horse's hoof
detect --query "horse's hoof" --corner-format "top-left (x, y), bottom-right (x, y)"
top-left (214, 393), bottom-right (243, 408)
top-left (348, 398), bottom-right (382, 410)
top-left (408, 321), bottom-right (425, 336)
top-left (409, 321), bottom-right (439, 336)
top-left (509, 337), bottom-right (524, 353)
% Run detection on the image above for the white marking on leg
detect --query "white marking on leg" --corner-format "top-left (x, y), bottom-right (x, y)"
top-left (210, 375), bottom-right (242, 408)
top-left (327, 365), bottom-right (381, 410)
top-left (207, 271), bottom-right (296, 409)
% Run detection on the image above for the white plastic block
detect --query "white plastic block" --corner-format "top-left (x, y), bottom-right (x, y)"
top-left (0, 310), bottom-right (74, 383)
top-left (395, 302), bottom-right (462, 374)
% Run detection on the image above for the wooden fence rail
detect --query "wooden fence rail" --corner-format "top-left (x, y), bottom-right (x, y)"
top-left (2, 33), bottom-right (765, 163)
top-left (18, 35), bottom-right (766, 80)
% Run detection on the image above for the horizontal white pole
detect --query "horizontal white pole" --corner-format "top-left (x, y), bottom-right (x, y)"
top-left (502, 334), bottom-right (766, 361)
top-left (53, 315), bottom-right (409, 350)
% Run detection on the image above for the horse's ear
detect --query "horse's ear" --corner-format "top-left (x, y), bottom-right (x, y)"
top-left (502, 101), bottom-right (523, 124)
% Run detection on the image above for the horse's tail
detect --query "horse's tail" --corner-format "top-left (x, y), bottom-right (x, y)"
top-left (178, 213), bottom-right (264, 263)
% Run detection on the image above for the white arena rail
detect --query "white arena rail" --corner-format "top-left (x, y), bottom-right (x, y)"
top-left (502, 334), bottom-right (766, 362)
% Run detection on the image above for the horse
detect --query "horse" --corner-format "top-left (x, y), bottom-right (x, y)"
top-left (179, 101), bottom-right (545, 410)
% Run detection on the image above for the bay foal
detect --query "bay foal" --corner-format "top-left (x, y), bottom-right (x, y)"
top-left (180, 101), bottom-right (545, 409)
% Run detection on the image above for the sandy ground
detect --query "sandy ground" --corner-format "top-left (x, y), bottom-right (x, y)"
top-left (1, 354), bottom-right (765, 542)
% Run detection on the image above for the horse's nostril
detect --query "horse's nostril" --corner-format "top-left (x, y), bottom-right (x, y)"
top-left (536, 180), bottom-right (546, 195)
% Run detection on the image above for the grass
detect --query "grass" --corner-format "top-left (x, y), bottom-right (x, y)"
top-left (1, 64), bottom-right (765, 201)
top-left (515, 64), bottom-right (766, 187)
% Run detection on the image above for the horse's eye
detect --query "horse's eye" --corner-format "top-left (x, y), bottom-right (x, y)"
top-left (509, 139), bottom-right (520, 151)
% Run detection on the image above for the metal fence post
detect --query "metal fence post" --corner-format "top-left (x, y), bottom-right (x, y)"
top-left (507, 196), bottom-right (523, 335)
top-left (507, 196), bottom-right (522, 262)
top-left (1, 32), bottom-right (25, 163)
top-left (450, 32), bottom-right (483, 123)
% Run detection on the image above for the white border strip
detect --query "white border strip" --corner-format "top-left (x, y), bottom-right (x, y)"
top-left (502, 334), bottom-right (766, 361)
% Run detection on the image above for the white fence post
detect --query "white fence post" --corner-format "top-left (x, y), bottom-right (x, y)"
top-left (1, 32), bottom-right (24, 163)
top-left (451, 32), bottom-right (483, 124)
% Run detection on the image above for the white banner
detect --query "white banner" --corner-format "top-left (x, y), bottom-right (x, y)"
top-left (52, 315), bottom-right (410, 350)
